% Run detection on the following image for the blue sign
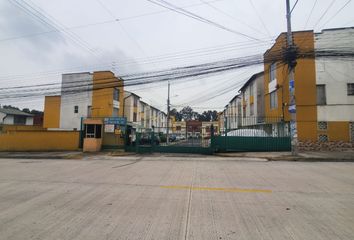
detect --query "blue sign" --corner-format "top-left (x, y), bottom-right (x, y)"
top-left (104, 117), bottom-right (127, 125)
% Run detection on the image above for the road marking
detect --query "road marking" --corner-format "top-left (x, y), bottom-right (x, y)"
top-left (161, 185), bottom-right (272, 193)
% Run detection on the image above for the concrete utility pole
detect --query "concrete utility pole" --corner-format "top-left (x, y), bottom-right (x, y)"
top-left (166, 81), bottom-right (170, 144)
top-left (286, 0), bottom-right (298, 155)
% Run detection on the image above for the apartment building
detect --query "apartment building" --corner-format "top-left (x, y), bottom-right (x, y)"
top-left (239, 72), bottom-right (265, 125)
top-left (264, 27), bottom-right (354, 146)
top-left (43, 71), bottom-right (124, 130)
top-left (123, 91), bottom-right (142, 130)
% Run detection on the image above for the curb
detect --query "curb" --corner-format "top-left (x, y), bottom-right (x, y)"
top-left (0, 153), bottom-right (83, 160)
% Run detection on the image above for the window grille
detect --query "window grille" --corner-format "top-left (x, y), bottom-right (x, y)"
top-left (318, 122), bottom-right (328, 130)
top-left (348, 83), bottom-right (354, 96)
top-left (318, 134), bottom-right (328, 142)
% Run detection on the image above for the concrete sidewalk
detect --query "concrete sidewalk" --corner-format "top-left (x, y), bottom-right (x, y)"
top-left (215, 150), bottom-right (354, 162)
top-left (0, 150), bottom-right (353, 161)
top-left (0, 151), bottom-right (84, 159)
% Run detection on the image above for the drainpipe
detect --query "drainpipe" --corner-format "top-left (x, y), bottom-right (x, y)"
top-left (2, 115), bottom-right (7, 124)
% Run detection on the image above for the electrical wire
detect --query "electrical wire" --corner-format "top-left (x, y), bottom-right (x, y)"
top-left (146, 0), bottom-right (262, 41)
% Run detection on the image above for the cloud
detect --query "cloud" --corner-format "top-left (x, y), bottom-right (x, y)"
top-left (0, 0), bottom-right (67, 63)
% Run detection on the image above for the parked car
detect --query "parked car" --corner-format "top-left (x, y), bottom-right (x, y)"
top-left (169, 134), bottom-right (177, 142)
top-left (139, 134), bottom-right (160, 145)
top-left (176, 135), bottom-right (186, 141)
top-left (224, 129), bottom-right (270, 137)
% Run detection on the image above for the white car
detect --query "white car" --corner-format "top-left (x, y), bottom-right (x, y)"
top-left (224, 129), bottom-right (270, 137)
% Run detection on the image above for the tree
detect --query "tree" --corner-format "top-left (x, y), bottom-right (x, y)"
top-left (22, 108), bottom-right (31, 113)
top-left (179, 106), bottom-right (199, 121)
top-left (198, 110), bottom-right (218, 122)
top-left (170, 108), bottom-right (182, 121)
top-left (2, 105), bottom-right (20, 110)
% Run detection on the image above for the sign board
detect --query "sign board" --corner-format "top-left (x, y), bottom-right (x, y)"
top-left (104, 117), bottom-right (127, 125)
top-left (104, 124), bottom-right (115, 133)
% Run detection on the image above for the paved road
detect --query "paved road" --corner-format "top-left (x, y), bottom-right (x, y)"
top-left (0, 155), bottom-right (353, 240)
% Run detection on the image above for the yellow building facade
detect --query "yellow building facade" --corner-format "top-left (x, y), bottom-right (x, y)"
top-left (264, 30), bottom-right (353, 145)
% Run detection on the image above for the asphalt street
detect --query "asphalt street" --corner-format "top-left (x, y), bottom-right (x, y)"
top-left (0, 155), bottom-right (353, 240)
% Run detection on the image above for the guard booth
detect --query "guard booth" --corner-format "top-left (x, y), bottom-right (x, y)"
top-left (81, 117), bottom-right (127, 152)
top-left (83, 119), bottom-right (103, 152)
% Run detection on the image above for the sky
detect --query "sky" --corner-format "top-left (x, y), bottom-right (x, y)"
top-left (0, 0), bottom-right (353, 113)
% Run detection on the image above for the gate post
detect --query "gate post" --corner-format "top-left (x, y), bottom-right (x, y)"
top-left (210, 124), bottom-right (215, 152)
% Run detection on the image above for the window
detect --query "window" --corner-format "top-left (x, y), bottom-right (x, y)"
top-left (350, 122), bottom-right (354, 142)
top-left (348, 83), bottom-right (354, 96)
top-left (14, 116), bottom-right (26, 125)
top-left (270, 91), bottom-right (278, 109)
top-left (113, 88), bottom-right (119, 101)
top-left (86, 124), bottom-right (95, 138)
top-left (133, 112), bottom-right (137, 122)
top-left (270, 63), bottom-right (276, 82)
top-left (177, 126), bottom-right (181, 131)
top-left (95, 125), bottom-right (102, 138)
top-left (317, 85), bottom-right (326, 105)
top-left (318, 122), bottom-right (328, 130)
top-left (74, 106), bottom-right (78, 113)
top-left (85, 124), bottom-right (102, 138)
top-left (249, 82), bottom-right (254, 97)
top-left (318, 134), bottom-right (328, 142)
top-left (133, 98), bottom-right (138, 107)
top-left (250, 103), bottom-right (254, 116)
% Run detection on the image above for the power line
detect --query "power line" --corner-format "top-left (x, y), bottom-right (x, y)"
top-left (0, 0), bottom-right (226, 43)
top-left (312, 0), bottom-right (338, 29)
top-left (319, 0), bottom-right (352, 29)
top-left (290, 0), bottom-right (299, 14)
top-left (304, 0), bottom-right (318, 29)
top-left (248, 0), bottom-right (272, 39)
top-left (198, 0), bottom-right (269, 37)
top-left (7, 0), bottom-right (104, 61)
top-left (146, 0), bottom-right (262, 41)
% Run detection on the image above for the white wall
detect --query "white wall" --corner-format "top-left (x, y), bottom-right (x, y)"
top-left (0, 112), bottom-right (6, 124)
top-left (315, 28), bottom-right (354, 121)
top-left (3, 115), bottom-right (14, 125)
top-left (60, 73), bottom-right (93, 130)
top-left (25, 117), bottom-right (34, 125)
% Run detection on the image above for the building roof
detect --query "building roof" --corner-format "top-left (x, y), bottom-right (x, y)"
top-left (125, 91), bottom-right (141, 99)
top-left (239, 71), bottom-right (264, 93)
top-left (0, 108), bottom-right (33, 117)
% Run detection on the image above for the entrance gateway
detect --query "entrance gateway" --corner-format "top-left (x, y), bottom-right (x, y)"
top-left (81, 117), bottom-right (291, 153)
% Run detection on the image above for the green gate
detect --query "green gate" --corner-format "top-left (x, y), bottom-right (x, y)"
top-left (125, 126), bottom-right (214, 155)
top-left (124, 121), bottom-right (291, 154)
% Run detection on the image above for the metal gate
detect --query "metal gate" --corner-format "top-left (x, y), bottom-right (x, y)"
top-left (124, 120), bottom-right (291, 154)
top-left (125, 126), bottom-right (214, 155)
top-left (214, 118), bottom-right (291, 152)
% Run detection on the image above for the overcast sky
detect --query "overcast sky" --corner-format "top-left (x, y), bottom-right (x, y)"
top-left (1, 0), bottom-right (353, 112)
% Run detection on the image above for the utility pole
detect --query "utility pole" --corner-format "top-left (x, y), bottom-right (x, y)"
top-left (286, 0), bottom-right (298, 155)
top-left (166, 81), bottom-right (170, 144)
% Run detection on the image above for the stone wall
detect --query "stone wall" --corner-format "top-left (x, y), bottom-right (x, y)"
top-left (299, 141), bottom-right (354, 151)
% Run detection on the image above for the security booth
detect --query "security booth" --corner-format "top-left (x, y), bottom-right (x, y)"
top-left (83, 119), bottom-right (103, 152)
